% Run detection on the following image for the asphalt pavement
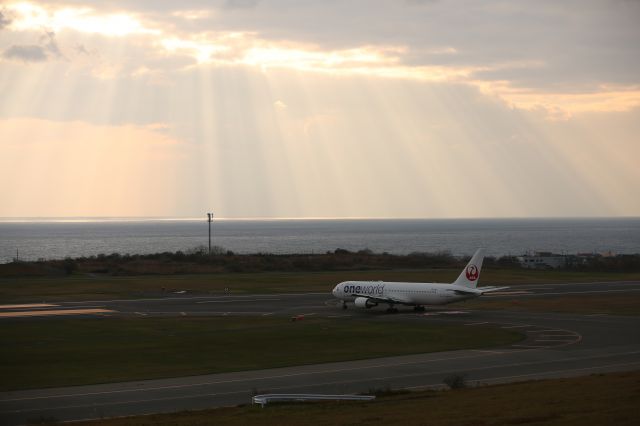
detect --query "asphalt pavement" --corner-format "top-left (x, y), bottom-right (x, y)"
top-left (1, 280), bottom-right (639, 425)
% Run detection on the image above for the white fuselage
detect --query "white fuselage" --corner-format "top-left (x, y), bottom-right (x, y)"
top-left (332, 280), bottom-right (478, 306)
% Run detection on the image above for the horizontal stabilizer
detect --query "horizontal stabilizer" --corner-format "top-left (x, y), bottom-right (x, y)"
top-left (477, 286), bottom-right (510, 294)
top-left (450, 288), bottom-right (483, 296)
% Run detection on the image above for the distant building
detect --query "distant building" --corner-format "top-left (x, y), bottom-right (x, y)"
top-left (517, 252), bottom-right (567, 269)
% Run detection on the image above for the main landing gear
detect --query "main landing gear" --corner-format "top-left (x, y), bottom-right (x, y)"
top-left (342, 301), bottom-right (348, 310)
top-left (413, 305), bottom-right (425, 312)
top-left (386, 305), bottom-right (399, 314)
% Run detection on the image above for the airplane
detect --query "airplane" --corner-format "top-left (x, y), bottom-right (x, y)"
top-left (331, 248), bottom-right (507, 313)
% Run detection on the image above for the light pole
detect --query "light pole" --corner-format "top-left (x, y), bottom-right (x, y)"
top-left (207, 212), bottom-right (213, 255)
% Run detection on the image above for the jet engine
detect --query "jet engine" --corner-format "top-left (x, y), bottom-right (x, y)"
top-left (354, 297), bottom-right (377, 308)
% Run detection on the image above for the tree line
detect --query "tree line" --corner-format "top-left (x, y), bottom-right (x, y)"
top-left (2, 247), bottom-right (639, 276)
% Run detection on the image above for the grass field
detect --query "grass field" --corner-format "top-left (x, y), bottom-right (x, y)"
top-left (1, 268), bottom-right (639, 303)
top-left (0, 316), bottom-right (521, 391)
top-left (72, 371), bottom-right (640, 426)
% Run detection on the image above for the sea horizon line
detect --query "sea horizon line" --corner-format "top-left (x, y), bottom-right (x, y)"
top-left (0, 216), bottom-right (639, 224)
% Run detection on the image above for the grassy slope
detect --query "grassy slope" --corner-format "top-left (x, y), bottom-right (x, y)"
top-left (75, 371), bottom-right (640, 426)
top-left (0, 317), bottom-right (521, 391)
top-left (1, 268), bottom-right (639, 303)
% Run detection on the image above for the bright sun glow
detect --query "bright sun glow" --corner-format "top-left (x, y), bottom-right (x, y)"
top-left (5, 2), bottom-right (639, 116)
top-left (161, 37), bottom-right (230, 64)
top-left (8, 2), bottom-right (159, 37)
top-left (242, 46), bottom-right (389, 70)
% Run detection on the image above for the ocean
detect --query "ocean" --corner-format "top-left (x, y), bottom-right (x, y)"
top-left (0, 218), bottom-right (639, 264)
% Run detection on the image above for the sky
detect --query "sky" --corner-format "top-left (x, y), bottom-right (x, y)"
top-left (1, 0), bottom-right (639, 219)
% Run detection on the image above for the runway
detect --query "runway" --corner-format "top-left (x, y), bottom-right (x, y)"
top-left (1, 280), bottom-right (639, 425)
top-left (2, 280), bottom-right (638, 319)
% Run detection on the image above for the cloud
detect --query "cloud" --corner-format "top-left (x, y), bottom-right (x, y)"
top-left (3, 44), bottom-right (48, 62)
top-left (0, 10), bottom-right (11, 30)
top-left (404, 0), bottom-right (438, 5)
top-left (2, 31), bottom-right (62, 62)
top-left (172, 9), bottom-right (212, 20)
top-left (273, 100), bottom-right (287, 109)
top-left (224, 0), bottom-right (261, 9)
top-left (7, 2), bottom-right (159, 37)
top-left (1, 0), bottom-right (639, 118)
top-left (41, 31), bottom-right (62, 58)
top-left (74, 43), bottom-right (90, 55)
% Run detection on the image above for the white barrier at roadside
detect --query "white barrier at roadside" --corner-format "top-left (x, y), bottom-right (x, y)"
top-left (252, 393), bottom-right (376, 407)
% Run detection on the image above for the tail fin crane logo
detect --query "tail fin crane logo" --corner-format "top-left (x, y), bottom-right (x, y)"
top-left (465, 264), bottom-right (479, 281)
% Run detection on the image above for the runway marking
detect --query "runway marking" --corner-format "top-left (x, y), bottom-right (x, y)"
top-left (539, 334), bottom-right (576, 338)
top-left (0, 308), bottom-right (115, 318)
top-left (518, 327), bottom-right (581, 348)
top-left (196, 298), bottom-right (282, 304)
top-left (62, 293), bottom-right (329, 305)
top-left (3, 389), bottom-right (253, 414)
top-left (0, 304), bottom-right (58, 309)
top-left (489, 312), bottom-right (625, 325)
top-left (501, 324), bottom-right (534, 329)
top-left (511, 344), bottom-right (550, 349)
top-left (506, 281), bottom-right (640, 291)
top-left (122, 311), bottom-right (273, 316)
top-left (522, 281), bottom-right (640, 286)
top-left (418, 311), bottom-right (470, 317)
top-left (262, 312), bottom-right (274, 316)
top-left (489, 288), bottom-right (640, 297)
top-left (133, 312), bottom-right (147, 316)
top-left (509, 287), bottom-right (554, 290)
top-left (464, 322), bottom-right (489, 326)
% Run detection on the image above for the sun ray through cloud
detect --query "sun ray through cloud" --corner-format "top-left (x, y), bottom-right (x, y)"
top-left (1, 0), bottom-right (639, 218)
